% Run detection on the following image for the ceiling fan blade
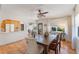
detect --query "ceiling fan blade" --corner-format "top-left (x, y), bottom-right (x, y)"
top-left (37, 9), bottom-right (48, 18)
top-left (42, 12), bottom-right (48, 14)
top-left (37, 14), bottom-right (45, 18)
top-left (40, 14), bottom-right (46, 17)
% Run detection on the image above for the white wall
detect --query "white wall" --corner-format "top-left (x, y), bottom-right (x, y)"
top-left (70, 4), bottom-right (79, 53)
top-left (74, 5), bottom-right (79, 53)
top-left (67, 16), bottom-right (72, 41)
top-left (71, 11), bottom-right (77, 49)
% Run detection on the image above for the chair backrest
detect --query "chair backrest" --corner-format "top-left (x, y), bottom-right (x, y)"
top-left (57, 33), bottom-right (62, 42)
top-left (60, 33), bottom-right (63, 41)
top-left (58, 33), bottom-right (61, 42)
top-left (54, 34), bottom-right (60, 43)
top-left (48, 34), bottom-right (59, 49)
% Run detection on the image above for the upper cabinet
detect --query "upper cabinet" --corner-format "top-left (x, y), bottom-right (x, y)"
top-left (0, 19), bottom-right (24, 32)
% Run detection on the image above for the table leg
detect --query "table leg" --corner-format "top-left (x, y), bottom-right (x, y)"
top-left (37, 42), bottom-right (48, 54)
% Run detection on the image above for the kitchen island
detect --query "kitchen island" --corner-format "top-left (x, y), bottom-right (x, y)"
top-left (0, 31), bottom-right (27, 45)
top-left (0, 31), bottom-right (28, 53)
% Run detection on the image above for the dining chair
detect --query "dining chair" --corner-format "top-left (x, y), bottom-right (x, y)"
top-left (50, 33), bottom-right (62, 53)
top-left (48, 34), bottom-right (59, 54)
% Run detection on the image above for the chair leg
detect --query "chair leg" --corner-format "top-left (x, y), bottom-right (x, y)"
top-left (59, 43), bottom-right (61, 52)
top-left (55, 48), bottom-right (58, 54)
top-left (55, 49), bottom-right (57, 54)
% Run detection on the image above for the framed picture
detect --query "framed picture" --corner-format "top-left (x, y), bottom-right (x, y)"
top-left (38, 23), bottom-right (43, 34)
top-left (21, 24), bottom-right (24, 31)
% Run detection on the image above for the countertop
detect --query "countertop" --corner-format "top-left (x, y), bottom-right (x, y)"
top-left (0, 31), bottom-right (27, 45)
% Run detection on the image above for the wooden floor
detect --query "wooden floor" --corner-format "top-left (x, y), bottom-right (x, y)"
top-left (0, 39), bottom-right (27, 54)
top-left (0, 39), bottom-right (76, 54)
top-left (49, 40), bottom-right (76, 54)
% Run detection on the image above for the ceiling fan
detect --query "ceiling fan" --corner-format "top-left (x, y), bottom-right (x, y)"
top-left (37, 9), bottom-right (48, 17)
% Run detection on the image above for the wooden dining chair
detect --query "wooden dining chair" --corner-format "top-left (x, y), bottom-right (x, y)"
top-left (48, 34), bottom-right (59, 54)
top-left (51, 33), bottom-right (62, 53)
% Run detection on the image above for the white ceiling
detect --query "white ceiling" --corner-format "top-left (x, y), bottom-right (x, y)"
top-left (0, 4), bottom-right (75, 22)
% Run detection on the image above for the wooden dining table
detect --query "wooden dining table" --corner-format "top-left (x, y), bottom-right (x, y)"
top-left (35, 34), bottom-right (57, 54)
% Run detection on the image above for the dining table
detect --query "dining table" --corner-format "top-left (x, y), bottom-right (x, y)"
top-left (35, 34), bottom-right (57, 54)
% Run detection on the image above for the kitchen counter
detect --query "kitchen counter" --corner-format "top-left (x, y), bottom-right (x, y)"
top-left (0, 31), bottom-right (27, 45)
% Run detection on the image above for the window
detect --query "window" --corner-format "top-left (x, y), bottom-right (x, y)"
top-left (75, 14), bottom-right (79, 37)
top-left (6, 24), bottom-right (14, 32)
top-left (52, 27), bottom-right (56, 31)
